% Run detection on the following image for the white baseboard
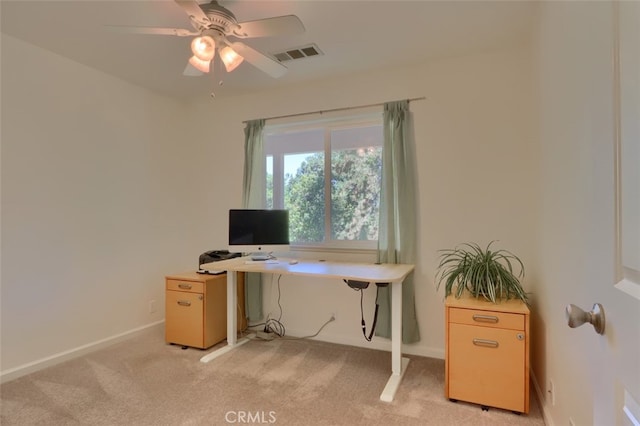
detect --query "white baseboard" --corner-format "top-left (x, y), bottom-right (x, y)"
top-left (531, 368), bottom-right (554, 426)
top-left (281, 327), bottom-right (445, 360)
top-left (0, 321), bottom-right (165, 384)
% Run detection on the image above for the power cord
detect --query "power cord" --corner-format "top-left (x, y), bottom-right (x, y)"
top-left (275, 275), bottom-right (283, 321)
top-left (264, 316), bottom-right (285, 336)
top-left (264, 274), bottom-right (285, 336)
top-left (249, 274), bottom-right (337, 341)
top-left (358, 287), bottom-right (378, 341)
top-left (282, 314), bottom-right (335, 340)
top-left (248, 274), bottom-right (286, 340)
top-left (345, 281), bottom-right (388, 341)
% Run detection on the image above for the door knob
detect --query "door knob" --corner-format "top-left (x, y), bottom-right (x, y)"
top-left (565, 303), bottom-right (605, 334)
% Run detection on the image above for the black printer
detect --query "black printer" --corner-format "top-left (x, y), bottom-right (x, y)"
top-left (197, 250), bottom-right (241, 274)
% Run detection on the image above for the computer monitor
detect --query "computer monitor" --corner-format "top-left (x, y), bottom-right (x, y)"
top-left (228, 209), bottom-right (290, 260)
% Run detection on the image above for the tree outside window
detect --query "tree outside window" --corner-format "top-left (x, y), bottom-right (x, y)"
top-left (265, 117), bottom-right (382, 249)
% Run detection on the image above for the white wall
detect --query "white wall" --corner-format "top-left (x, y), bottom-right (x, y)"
top-left (5, 6), bottom-right (636, 423)
top-left (183, 45), bottom-right (537, 358)
top-left (532, 1), bottom-right (640, 425)
top-left (0, 35), bottom-right (202, 377)
top-left (1, 32), bottom-right (537, 380)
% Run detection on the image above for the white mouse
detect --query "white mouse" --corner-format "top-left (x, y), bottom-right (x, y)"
top-left (289, 260), bottom-right (298, 265)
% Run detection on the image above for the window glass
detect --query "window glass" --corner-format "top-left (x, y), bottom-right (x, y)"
top-left (331, 125), bottom-right (383, 242)
top-left (285, 151), bottom-right (325, 243)
top-left (264, 115), bottom-right (382, 249)
top-left (266, 155), bottom-right (273, 209)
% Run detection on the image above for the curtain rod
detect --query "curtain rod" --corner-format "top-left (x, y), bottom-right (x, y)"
top-left (242, 96), bottom-right (426, 124)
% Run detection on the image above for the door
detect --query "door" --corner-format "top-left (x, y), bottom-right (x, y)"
top-left (589, 1), bottom-right (640, 423)
top-left (535, 2), bottom-right (640, 424)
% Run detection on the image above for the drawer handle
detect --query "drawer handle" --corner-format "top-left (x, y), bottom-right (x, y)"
top-left (472, 314), bottom-right (499, 323)
top-left (473, 338), bottom-right (499, 348)
top-left (178, 283), bottom-right (192, 289)
top-left (177, 300), bottom-right (192, 307)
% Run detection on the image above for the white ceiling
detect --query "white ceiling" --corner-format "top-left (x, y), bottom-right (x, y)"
top-left (0, 1), bottom-right (535, 100)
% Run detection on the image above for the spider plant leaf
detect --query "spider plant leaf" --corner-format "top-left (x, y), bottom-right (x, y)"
top-left (435, 241), bottom-right (529, 305)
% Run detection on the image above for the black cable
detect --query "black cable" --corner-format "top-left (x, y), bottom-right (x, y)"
top-left (265, 316), bottom-right (285, 336)
top-left (357, 287), bottom-right (380, 342)
top-left (251, 274), bottom-right (285, 337)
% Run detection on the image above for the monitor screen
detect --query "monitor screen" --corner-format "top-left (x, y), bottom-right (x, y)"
top-left (228, 209), bottom-right (290, 255)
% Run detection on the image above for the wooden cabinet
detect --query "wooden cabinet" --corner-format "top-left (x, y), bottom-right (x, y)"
top-left (165, 272), bottom-right (246, 349)
top-left (445, 294), bottom-right (530, 413)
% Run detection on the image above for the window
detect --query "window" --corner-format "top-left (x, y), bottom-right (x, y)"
top-left (264, 114), bottom-right (383, 250)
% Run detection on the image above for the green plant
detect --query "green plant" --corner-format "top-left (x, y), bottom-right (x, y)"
top-left (436, 241), bottom-right (529, 304)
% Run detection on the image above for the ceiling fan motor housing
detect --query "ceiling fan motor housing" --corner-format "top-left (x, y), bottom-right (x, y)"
top-left (197, 1), bottom-right (238, 34)
top-left (176, 0), bottom-right (300, 78)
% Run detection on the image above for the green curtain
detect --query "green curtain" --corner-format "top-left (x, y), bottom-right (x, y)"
top-left (376, 100), bottom-right (420, 343)
top-left (242, 119), bottom-right (265, 322)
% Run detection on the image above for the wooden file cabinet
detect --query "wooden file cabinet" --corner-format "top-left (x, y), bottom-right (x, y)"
top-left (165, 272), bottom-right (246, 349)
top-left (445, 294), bottom-right (530, 413)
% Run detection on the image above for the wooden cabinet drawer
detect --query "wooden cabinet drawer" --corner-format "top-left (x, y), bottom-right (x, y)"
top-left (165, 272), bottom-right (246, 349)
top-left (449, 307), bottom-right (524, 331)
top-left (445, 295), bottom-right (530, 414)
top-left (448, 323), bottom-right (526, 412)
top-left (166, 279), bottom-right (204, 294)
top-left (165, 290), bottom-right (205, 348)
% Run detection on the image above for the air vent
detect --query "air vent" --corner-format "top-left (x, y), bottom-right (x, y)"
top-left (272, 44), bottom-right (323, 62)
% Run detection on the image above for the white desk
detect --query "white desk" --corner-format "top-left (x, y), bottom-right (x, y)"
top-left (199, 256), bottom-right (414, 402)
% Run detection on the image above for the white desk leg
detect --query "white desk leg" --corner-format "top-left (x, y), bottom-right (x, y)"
top-left (380, 278), bottom-right (410, 402)
top-left (200, 271), bottom-right (249, 363)
top-left (227, 271), bottom-right (238, 346)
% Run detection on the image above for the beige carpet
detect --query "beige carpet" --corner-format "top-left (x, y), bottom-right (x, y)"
top-left (1, 326), bottom-right (545, 425)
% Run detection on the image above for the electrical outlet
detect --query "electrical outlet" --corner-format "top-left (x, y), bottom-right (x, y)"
top-left (548, 379), bottom-right (556, 406)
top-left (569, 418), bottom-right (576, 426)
top-left (148, 300), bottom-right (156, 314)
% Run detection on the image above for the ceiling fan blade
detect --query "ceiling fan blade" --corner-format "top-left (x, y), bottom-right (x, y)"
top-left (233, 15), bottom-right (305, 39)
top-left (230, 41), bottom-right (288, 78)
top-left (183, 62), bottom-right (204, 77)
top-left (106, 25), bottom-right (198, 37)
top-left (175, 0), bottom-right (211, 28)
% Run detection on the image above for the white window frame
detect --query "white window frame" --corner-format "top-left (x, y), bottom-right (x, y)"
top-left (264, 112), bottom-right (383, 252)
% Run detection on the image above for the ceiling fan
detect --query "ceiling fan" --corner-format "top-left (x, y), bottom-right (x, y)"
top-left (112, 0), bottom-right (305, 78)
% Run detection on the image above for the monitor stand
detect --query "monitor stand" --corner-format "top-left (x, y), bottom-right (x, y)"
top-left (250, 253), bottom-right (270, 261)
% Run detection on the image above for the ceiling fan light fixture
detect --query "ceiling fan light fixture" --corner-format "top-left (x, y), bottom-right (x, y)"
top-left (188, 55), bottom-right (210, 73)
top-left (191, 35), bottom-right (215, 61)
top-left (220, 46), bottom-right (244, 72)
